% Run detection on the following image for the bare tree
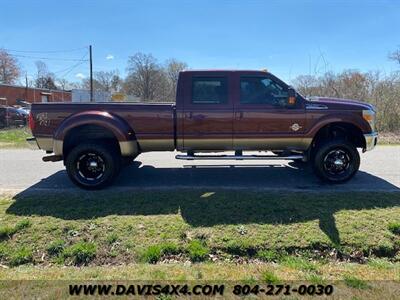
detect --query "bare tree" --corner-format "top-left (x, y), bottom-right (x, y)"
top-left (0, 49), bottom-right (21, 84)
top-left (292, 70), bottom-right (400, 132)
top-left (124, 52), bottom-right (167, 101)
top-left (80, 70), bottom-right (122, 94)
top-left (56, 78), bottom-right (72, 91)
top-left (124, 53), bottom-right (188, 102)
top-left (35, 61), bottom-right (57, 89)
top-left (164, 58), bottom-right (187, 99)
top-left (389, 48), bottom-right (400, 65)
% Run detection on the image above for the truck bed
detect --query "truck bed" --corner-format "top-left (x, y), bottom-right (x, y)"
top-left (30, 102), bottom-right (176, 152)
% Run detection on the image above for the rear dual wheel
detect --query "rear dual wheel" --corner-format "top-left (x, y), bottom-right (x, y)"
top-left (65, 142), bottom-right (121, 190)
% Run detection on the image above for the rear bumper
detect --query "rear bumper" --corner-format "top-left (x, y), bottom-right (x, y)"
top-left (26, 137), bottom-right (39, 150)
top-left (364, 132), bottom-right (378, 151)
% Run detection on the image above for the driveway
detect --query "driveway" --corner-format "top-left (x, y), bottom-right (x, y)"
top-left (0, 146), bottom-right (399, 192)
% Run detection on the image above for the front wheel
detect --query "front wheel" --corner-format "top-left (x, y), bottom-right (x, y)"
top-left (312, 140), bottom-right (360, 183)
top-left (65, 142), bottom-right (121, 189)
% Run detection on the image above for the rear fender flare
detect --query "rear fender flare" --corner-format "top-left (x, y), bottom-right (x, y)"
top-left (53, 111), bottom-right (138, 156)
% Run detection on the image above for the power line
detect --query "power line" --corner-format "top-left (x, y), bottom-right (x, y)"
top-left (53, 53), bottom-right (89, 75)
top-left (10, 53), bottom-right (88, 62)
top-left (53, 53), bottom-right (89, 80)
top-left (2, 46), bottom-right (88, 54)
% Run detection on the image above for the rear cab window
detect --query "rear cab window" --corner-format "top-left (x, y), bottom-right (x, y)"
top-left (192, 77), bottom-right (228, 104)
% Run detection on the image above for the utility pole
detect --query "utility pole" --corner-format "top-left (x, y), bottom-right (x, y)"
top-left (25, 72), bottom-right (28, 101)
top-left (89, 45), bottom-right (93, 102)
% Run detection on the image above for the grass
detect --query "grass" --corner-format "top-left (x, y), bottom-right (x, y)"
top-left (343, 275), bottom-right (370, 289)
top-left (0, 190), bottom-right (399, 281)
top-left (0, 128), bottom-right (30, 148)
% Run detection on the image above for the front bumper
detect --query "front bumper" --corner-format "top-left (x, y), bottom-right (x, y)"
top-left (364, 132), bottom-right (378, 152)
top-left (26, 137), bottom-right (39, 150)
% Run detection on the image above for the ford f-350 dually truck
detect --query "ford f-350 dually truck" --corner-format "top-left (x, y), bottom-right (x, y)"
top-left (27, 70), bottom-right (378, 189)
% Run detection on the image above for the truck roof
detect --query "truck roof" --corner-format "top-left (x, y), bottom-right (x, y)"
top-left (181, 69), bottom-right (269, 74)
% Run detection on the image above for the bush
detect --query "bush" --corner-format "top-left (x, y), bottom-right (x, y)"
top-left (63, 242), bottom-right (97, 265)
top-left (388, 222), bottom-right (400, 235)
top-left (187, 240), bottom-right (209, 262)
top-left (9, 247), bottom-right (33, 266)
top-left (46, 239), bottom-right (66, 256)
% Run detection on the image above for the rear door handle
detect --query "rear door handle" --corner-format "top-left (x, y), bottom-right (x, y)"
top-left (235, 111), bottom-right (243, 119)
top-left (192, 114), bottom-right (205, 120)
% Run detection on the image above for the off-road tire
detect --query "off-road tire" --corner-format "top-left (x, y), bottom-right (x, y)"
top-left (65, 142), bottom-right (121, 190)
top-left (312, 140), bottom-right (360, 183)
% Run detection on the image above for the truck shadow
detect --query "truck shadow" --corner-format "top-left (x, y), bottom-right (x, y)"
top-left (7, 163), bottom-right (400, 246)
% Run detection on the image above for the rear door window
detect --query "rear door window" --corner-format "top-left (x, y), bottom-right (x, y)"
top-left (192, 77), bottom-right (228, 104)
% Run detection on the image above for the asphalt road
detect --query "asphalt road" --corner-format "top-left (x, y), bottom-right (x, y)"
top-left (0, 146), bottom-right (399, 192)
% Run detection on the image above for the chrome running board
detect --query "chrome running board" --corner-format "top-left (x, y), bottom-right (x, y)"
top-left (175, 154), bottom-right (304, 161)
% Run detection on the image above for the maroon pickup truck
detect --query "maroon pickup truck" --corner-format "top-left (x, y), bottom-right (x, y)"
top-left (27, 70), bottom-right (378, 189)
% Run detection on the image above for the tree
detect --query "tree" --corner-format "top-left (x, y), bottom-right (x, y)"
top-left (124, 52), bottom-right (167, 101)
top-left (82, 70), bottom-right (122, 93)
top-left (124, 53), bottom-right (188, 102)
top-left (56, 78), bottom-right (72, 91)
top-left (388, 48), bottom-right (400, 65)
top-left (0, 49), bottom-right (21, 84)
top-left (35, 61), bottom-right (57, 89)
top-left (164, 59), bottom-right (188, 99)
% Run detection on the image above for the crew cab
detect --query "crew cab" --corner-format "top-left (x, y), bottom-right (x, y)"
top-left (27, 70), bottom-right (378, 189)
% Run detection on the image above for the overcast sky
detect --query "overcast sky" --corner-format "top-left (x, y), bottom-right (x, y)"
top-left (1, 0), bottom-right (399, 83)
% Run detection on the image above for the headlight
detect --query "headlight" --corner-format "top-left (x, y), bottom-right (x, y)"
top-left (362, 109), bottom-right (376, 131)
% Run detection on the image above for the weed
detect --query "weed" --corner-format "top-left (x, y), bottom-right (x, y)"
top-left (63, 242), bottom-right (97, 265)
top-left (187, 240), bottom-right (209, 262)
top-left (46, 239), bottom-right (66, 256)
top-left (9, 247), bottom-right (33, 266)
top-left (106, 233), bottom-right (119, 245)
top-left (15, 219), bottom-right (31, 231)
top-left (306, 274), bottom-right (326, 285)
top-left (0, 226), bottom-right (15, 240)
top-left (142, 245), bottom-right (163, 263)
top-left (261, 270), bottom-right (280, 284)
top-left (388, 222), bottom-right (400, 235)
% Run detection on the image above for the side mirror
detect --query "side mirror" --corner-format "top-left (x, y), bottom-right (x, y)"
top-left (287, 87), bottom-right (297, 106)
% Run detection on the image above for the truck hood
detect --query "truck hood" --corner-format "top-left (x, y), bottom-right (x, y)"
top-left (307, 96), bottom-right (375, 111)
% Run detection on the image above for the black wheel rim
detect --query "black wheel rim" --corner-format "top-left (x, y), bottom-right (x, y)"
top-left (76, 152), bottom-right (106, 181)
top-left (323, 149), bottom-right (351, 176)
